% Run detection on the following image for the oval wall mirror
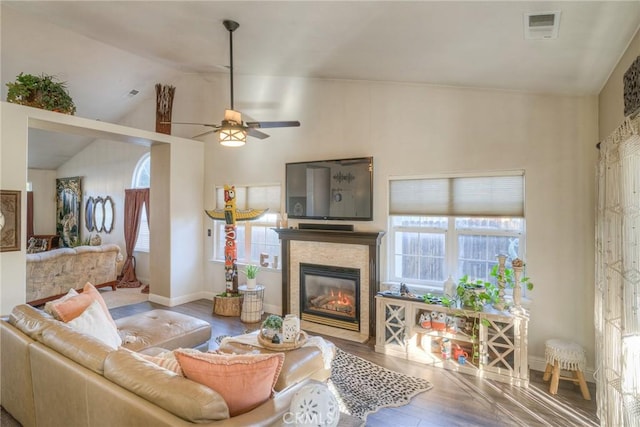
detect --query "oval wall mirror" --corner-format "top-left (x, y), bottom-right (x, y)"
top-left (85, 197), bottom-right (95, 232)
top-left (103, 196), bottom-right (114, 234)
top-left (93, 197), bottom-right (105, 233)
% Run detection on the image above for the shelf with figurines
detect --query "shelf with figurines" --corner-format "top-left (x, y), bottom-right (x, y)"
top-left (375, 282), bottom-right (530, 387)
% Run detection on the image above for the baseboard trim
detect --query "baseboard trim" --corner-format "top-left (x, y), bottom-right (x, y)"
top-left (148, 291), bottom-right (213, 307)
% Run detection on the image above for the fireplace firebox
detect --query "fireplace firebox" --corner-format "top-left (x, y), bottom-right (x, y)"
top-left (300, 263), bottom-right (360, 331)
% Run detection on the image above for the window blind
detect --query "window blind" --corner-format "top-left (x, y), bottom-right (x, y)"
top-left (216, 185), bottom-right (281, 213)
top-left (389, 173), bottom-right (524, 217)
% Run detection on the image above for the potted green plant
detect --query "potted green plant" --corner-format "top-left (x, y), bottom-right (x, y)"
top-left (243, 264), bottom-right (260, 289)
top-left (456, 275), bottom-right (498, 311)
top-left (6, 72), bottom-right (76, 115)
top-left (261, 314), bottom-right (282, 339)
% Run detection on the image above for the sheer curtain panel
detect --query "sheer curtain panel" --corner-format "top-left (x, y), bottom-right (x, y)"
top-left (595, 115), bottom-right (640, 426)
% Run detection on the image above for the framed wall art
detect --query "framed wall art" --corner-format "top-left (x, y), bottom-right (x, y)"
top-left (56, 177), bottom-right (82, 247)
top-left (0, 190), bottom-right (21, 252)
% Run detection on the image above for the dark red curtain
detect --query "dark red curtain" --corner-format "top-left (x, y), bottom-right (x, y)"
top-left (27, 191), bottom-right (34, 240)
top-left (118, 188), bottom-right (149, 288)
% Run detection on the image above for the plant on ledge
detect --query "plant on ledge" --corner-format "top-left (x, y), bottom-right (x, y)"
top-left (456, 275), bottom-right (498, 311)
top-left (6, 72), bottom-right (76, 115)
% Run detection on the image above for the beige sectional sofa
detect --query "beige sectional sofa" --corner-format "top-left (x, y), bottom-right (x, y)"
top-left (26, 244), bottom-right (124, 306)
top-left (1, 304), bottom-right (329, 427)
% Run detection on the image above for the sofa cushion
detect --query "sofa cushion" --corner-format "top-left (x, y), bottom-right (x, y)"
top-left (117, 309), bottom-right (211, 352)
top-left (104, 349), bottom-right (230, 423)
top-left (8, 304), bottom-right (56, 341)
top-left (175, 350), bottom-right (285, 417)
top-left (40, 320), bottom-right (113, 375)
top-left (67, 300), bottom-right (122, 349)
top-left (49, 282), bottom-right (117, 329)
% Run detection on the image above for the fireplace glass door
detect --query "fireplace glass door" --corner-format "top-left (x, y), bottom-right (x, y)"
top-left (300, 263), bottom-right (360, 331)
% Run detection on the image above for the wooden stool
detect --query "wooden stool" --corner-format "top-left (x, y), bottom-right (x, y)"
top-left (542, 339), bottom-right (591, 400)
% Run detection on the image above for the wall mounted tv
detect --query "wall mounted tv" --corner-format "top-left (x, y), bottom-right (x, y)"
top-left (285, 156), bottom-right (373, 221)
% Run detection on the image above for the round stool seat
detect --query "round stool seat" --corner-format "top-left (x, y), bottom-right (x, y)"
top-left (543, 339), bottom-right (590, 400)
top-left (545, 339), bottom-right (586, 371)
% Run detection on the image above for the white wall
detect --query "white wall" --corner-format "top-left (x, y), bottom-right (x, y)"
top-left (27, 169), bottom-right (57, 235)
top-left (117, 72), bottom-right (599, 369)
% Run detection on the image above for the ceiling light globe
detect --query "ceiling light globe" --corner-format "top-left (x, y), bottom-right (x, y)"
top-left (219, 128), bottom-right (246, 147)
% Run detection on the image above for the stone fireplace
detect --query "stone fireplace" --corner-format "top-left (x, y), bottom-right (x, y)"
top-left (275, 228), bottom-right (384, 343)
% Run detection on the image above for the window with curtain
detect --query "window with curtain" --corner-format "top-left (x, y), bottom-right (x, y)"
top-left (212, 184), bottom-right (281, 267)
top-left (388, 173), bottom-right (525, 289)
top-left (131, 152), bottom-right (150, 252)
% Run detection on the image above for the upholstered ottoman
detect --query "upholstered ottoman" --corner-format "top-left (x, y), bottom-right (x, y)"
top-left (217, 331), bottom-right (335, 391)
top-left (116, 309), bottom-right (211, 352)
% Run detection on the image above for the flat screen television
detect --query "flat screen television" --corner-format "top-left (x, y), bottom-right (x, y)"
top-left (285, 156), bottom-right (373, 221)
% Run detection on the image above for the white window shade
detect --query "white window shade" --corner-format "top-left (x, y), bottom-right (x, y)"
top-left (389, 174), bottom-right (524, 217)
top-left (216, 185), bottom-right (281, 213)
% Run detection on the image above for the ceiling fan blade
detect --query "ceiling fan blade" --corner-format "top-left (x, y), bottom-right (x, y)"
top-left (192, 129), bottom-right (220, 139)
top-left (162, 121), bottom-right (221, 127)
top-left (247, 127), bottom-right (270, 140)
top-left (246, 120), bottom-right (301, 129)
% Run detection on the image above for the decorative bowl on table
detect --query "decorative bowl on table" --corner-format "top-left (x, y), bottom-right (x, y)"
top-left (258, 330), bottom-right (308, 351)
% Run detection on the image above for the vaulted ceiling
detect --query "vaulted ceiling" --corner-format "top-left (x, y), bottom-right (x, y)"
top-left (2, 1), bottom-right (639, 168)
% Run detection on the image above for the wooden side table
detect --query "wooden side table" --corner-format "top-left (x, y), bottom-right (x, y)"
top-left (238, 285), bottom-right (265, 323)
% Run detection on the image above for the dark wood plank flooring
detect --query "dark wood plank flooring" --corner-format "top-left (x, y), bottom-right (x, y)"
top-left (109, 299), bottom-right (599, 427)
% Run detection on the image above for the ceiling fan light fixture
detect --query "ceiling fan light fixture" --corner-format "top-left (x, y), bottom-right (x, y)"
top-left (219, 127), bottom-right (247, 147)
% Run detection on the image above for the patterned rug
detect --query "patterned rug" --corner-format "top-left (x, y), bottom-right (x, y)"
top-left (329, 347), bottom-right (433, 420)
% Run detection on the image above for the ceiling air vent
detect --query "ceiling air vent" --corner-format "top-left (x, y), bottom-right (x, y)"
top-left (524, 11), bottom-right (561, 40)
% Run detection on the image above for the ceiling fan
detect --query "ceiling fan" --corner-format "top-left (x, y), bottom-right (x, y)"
top-left (169, 20), bottom-right (300, 146)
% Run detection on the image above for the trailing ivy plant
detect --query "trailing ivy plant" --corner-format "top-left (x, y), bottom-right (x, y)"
top-left (456, 275), bottom-right (498, 311)
top-left (6, 73), bottom-right (76, 114)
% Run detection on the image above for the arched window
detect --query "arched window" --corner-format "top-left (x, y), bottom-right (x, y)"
top-left (132, 152), bottom-right (150, 252)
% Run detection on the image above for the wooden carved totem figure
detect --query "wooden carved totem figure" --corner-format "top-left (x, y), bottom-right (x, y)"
top-left (205, 184), bottom-right (268, 294)
top-left (223, 186), bottom-right (238, 293)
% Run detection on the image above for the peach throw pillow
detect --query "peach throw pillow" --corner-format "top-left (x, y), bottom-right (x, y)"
top-left (50, 282), bottom-right (117, 328)
top-left (175, 351), bottom-right (284, 417)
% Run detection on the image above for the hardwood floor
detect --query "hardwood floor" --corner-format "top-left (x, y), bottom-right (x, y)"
top-left (110, 299), bottom-right (599, 427)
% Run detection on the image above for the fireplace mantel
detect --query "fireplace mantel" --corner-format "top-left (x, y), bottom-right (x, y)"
top-left (275, 228), bottom-right (384, 339)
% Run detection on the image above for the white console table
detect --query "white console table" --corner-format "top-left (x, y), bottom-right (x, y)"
top-left (375, 294), bottom-right (529, 387)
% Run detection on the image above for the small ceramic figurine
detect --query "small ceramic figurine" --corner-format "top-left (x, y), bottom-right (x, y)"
top-left (282, 314), bottom-right (300, 343)
top-left (399, 283), bottom-right (410, 296)
top-left (419, 312), bottom-right (432, 329)
top-left (271, 334), bottom-right (281, 344)
top-left (431, 312), bottom-right (447, 331)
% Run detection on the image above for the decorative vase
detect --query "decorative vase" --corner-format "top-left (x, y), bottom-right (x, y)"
top-left (511, 265), bottom-right (523, 311)
top-left (247, 277), bottom-right (257, 289)
top-left (155, 83), bottom-right (175, 135)
top-left (443, 275), bottom-right (456, 299)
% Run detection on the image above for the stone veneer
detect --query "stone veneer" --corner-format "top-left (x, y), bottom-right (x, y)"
top-left (290, 240), bottom-right (370, 343)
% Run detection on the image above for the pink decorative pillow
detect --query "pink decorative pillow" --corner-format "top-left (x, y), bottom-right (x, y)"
top-left (175, 351), bottom-right (284, 417)
top-left (51, 282), bottom-right (117, 328)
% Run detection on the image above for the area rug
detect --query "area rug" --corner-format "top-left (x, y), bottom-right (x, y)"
top-left (329, 347), bottom-right (433, 420)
